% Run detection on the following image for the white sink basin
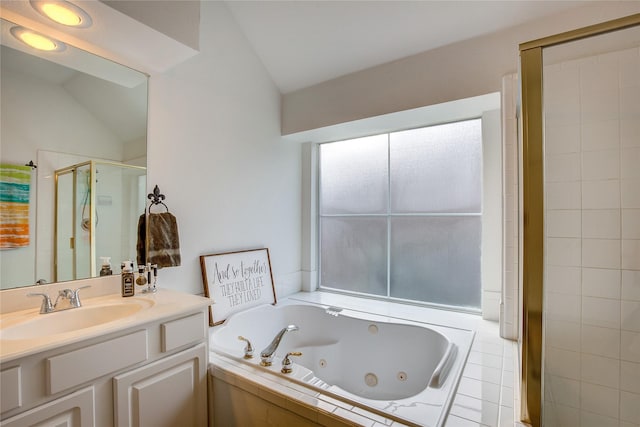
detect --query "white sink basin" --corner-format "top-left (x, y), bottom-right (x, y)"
top-left (0, 300), bottom-right (154, 340)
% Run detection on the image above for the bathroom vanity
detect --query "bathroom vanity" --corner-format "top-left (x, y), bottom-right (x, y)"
top-left (0, 281), bottom-right (211, 427)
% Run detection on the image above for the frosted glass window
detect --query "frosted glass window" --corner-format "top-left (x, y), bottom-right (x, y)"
top-left (318, 119), bottom-right (482, 310)
top-left (320, 134), bottom-right (388, 214)
top-left (390, 120), bottom-right (482, 213)
top-left (390, 217), bottom-right (481, 308)
top-left (320, 217), bottom-right (387, 296)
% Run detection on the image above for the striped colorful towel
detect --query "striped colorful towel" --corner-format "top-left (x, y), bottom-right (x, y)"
top-left (0, 164), bottom-right (32, 249)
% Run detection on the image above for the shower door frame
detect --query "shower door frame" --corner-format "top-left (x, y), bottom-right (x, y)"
top-left (54, 160), bottom-right (146, 281)
top-left (519, 13), bottom-right (640, 427)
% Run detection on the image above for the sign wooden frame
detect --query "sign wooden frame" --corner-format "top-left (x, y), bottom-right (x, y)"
top-left (200, 248), bottom-right (276, 326)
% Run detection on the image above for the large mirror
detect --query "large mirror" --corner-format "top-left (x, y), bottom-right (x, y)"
top-left (0, 18), bottom-right (148, 290)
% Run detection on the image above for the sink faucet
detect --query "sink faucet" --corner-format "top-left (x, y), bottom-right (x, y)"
top-left (260, 324), bottom-right (299, 366)
top-left (28, 285), bottom-right (91, 314)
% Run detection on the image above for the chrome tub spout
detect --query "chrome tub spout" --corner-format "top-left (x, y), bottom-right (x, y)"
top-left (260, 324), bottom-right (299, 366)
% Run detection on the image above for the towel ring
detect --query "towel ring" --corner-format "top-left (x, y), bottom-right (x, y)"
top-left (147, 185), bottom-right (169, 213)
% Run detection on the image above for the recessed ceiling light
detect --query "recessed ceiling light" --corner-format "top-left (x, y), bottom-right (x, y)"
top-left (30, 0), bottom-right (93, 28)
top-left (10, 26), bottom-right (67, 52)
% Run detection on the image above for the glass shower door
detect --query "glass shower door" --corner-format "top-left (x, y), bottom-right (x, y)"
top-left (542, 25), bottom-right (640, 426)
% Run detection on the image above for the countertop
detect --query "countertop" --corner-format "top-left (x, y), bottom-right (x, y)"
top-left (0, 288), bottom-right (211, 363)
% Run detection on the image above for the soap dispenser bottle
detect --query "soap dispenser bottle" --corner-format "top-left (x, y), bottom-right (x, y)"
top-left (99, 257), bottom-right (112, 276)
top-left (121, 261), bottom-right (135, 297)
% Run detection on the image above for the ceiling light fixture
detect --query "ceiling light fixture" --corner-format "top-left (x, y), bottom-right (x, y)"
top-left (30, 0), bottom-right (93, 28)
top-left (10, 26), bottom-right (67, 52)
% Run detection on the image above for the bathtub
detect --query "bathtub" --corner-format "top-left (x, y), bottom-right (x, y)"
top-left (209, 300), bottom-right (474, 426)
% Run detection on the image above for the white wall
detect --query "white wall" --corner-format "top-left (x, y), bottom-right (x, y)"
top-left (481, 109), bottom-right (502, 320)
top-left (146, 1), bottom-right (302, 297)
top-left (282, 2), bottom-right (640, 135)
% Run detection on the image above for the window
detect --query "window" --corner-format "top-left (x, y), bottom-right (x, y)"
top-left (318, 119), bottom-right (482, 310)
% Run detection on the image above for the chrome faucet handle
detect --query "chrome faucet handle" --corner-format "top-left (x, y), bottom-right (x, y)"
top-left (238, 336), bottom-right (254, 359)
top-left (281, 352), bottom-right (302, 374)
top-left (27, 292), bottom-right (54, 314)
top-left (70, 285), bottom-right (91, 307)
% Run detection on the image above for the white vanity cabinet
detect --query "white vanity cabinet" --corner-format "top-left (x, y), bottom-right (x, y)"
top-left (0, 308), bottom-right (209, 427)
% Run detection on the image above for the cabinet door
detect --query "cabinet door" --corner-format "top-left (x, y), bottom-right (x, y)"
top-left (0, 387), bottom-right (94, 427)
top-left (113, 343), bottom-right (207, 427)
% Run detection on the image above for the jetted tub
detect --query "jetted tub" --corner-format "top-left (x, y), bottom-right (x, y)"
top-left (209, 301), bottom-right (474, 426)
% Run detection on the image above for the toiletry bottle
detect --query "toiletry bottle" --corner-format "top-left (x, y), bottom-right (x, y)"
top-left (99, 257), bottom-right (112, 276)
top-left (136, 265), bottom-right (147, 287)
top-left (121, 261), bottom-right (135, 297)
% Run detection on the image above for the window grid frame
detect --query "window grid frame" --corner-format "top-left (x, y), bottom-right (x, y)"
top-left (317, 119), bottom-right (482, 313)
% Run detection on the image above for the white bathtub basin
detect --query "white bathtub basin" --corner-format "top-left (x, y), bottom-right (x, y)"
top-left (0, 299), bottom-right (154, 341)
top-left (210, 301), bottom-right (474, 427)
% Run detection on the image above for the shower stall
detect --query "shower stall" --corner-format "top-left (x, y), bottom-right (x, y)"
top-left (520, 15), bottom-right (640, 427)
top-left (54, 160), bottom-right (146, 282)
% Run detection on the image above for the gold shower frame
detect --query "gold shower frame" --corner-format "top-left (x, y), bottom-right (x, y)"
top-left (519, 13), bottom-right (640, 426)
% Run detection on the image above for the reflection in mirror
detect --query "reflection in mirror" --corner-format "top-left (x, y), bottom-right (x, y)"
top-left (0, 18), bottom-right (148, 290)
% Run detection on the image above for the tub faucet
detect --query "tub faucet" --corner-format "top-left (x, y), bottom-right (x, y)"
top-left (260, 324), bottom-right (299, 366)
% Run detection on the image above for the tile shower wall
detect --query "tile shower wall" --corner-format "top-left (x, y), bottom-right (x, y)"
top-left (543, 45), bottom-right (640, 427)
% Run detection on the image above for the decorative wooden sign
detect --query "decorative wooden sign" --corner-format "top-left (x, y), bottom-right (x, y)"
top-left (200, 248), bottom-right (276, 326)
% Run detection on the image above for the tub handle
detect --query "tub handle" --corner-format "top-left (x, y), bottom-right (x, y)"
top-left (281, 351), bottom-right (302, 374)
top-left (238, 336), bottom-right (254, 359)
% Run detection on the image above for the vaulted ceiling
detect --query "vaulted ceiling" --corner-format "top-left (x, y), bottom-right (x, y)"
top-left (225, 1), bottom-right (598, 93)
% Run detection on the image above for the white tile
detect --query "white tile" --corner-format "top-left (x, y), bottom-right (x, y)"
top-left (619, 47), bottom-right (640, 88)
top-left (545, 123), bottom-right (581, 154)
top-left (462, 363), bottom-right (502, 385)
top-left (581, 353), bottom-right (620, 389)
top-left (622, 301), bottom-right (640, 332)
top-left (623, 209), bottom-right (640, 239)
top-left (582, 209), bottom-right (621, 239)
top-left (546, 265), bottom-right (581, 295)
top-left (582, 296), bottom-right (621, 329)
top-left (582, 239), bottom-right (621, 269)
top-left (546, 293), bottom-right (581, 322)
top-left (582, 268), bottom-right (621, 299)
top-left (621, 331), bottom-right (640, 363)
top-left (471, 340), bottom-right (503, 357)
top-left (547, 319), bottom-right (581, 352)
top-left (621, 118), bottom-right (640, 148)
top-left (544, 404), bottom-right (579, 427)
top-left (500, 385), bottom-right (514, 408)
top-left (547, 238), bottom-right (581, 267)
top-left (580, 411), bottom-right (621, 427)
top-left (456, 377), bottom-right (501, 404)
top-left (583, 150), bottom-right (620, 181)
top-left (498, 405), bottom-right (514, 427)
top-left (444, 414), bottom-right (484, 427)
top-left (545, 375), bottom-right (580, 408)
top-left (481, 291), bottom-right (500, 321)
top-left (582, 120), bottom-right (620, 151)
top-left (622, 147), bottom-right (640, 180)
top-left (583, 180), bottom-right (621, 210)
top-left (546, 153), bottom-right (581, 182)
top-left (581, 324), bottom-right (620, 358)
top-left (621, 391), bottom-right (640, 424)
top-left (466, 351), bottom-right (503, 370)
top-left (580, 382), bottom-right (619, 418)
top-left (623, 240), bottom-right (640, 270)
top-left (449, 394), bottom-right (499, 426)
top-left (621, 361), bottom-right (640, 394)
top-left (547, 210), bottom-right (581, 238)
top-left (547, 182), bottom-right (582, 210)
top-left (622, 179), bottom-right (640, 209)
top-left (623, 270), bottom-right (640, 301)
top-left (620, 85), bottom-right (640, 120)
top-left (544, 347), bottom-right (580, 380)
top-left (581, 60), bottom-right (619, 121)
